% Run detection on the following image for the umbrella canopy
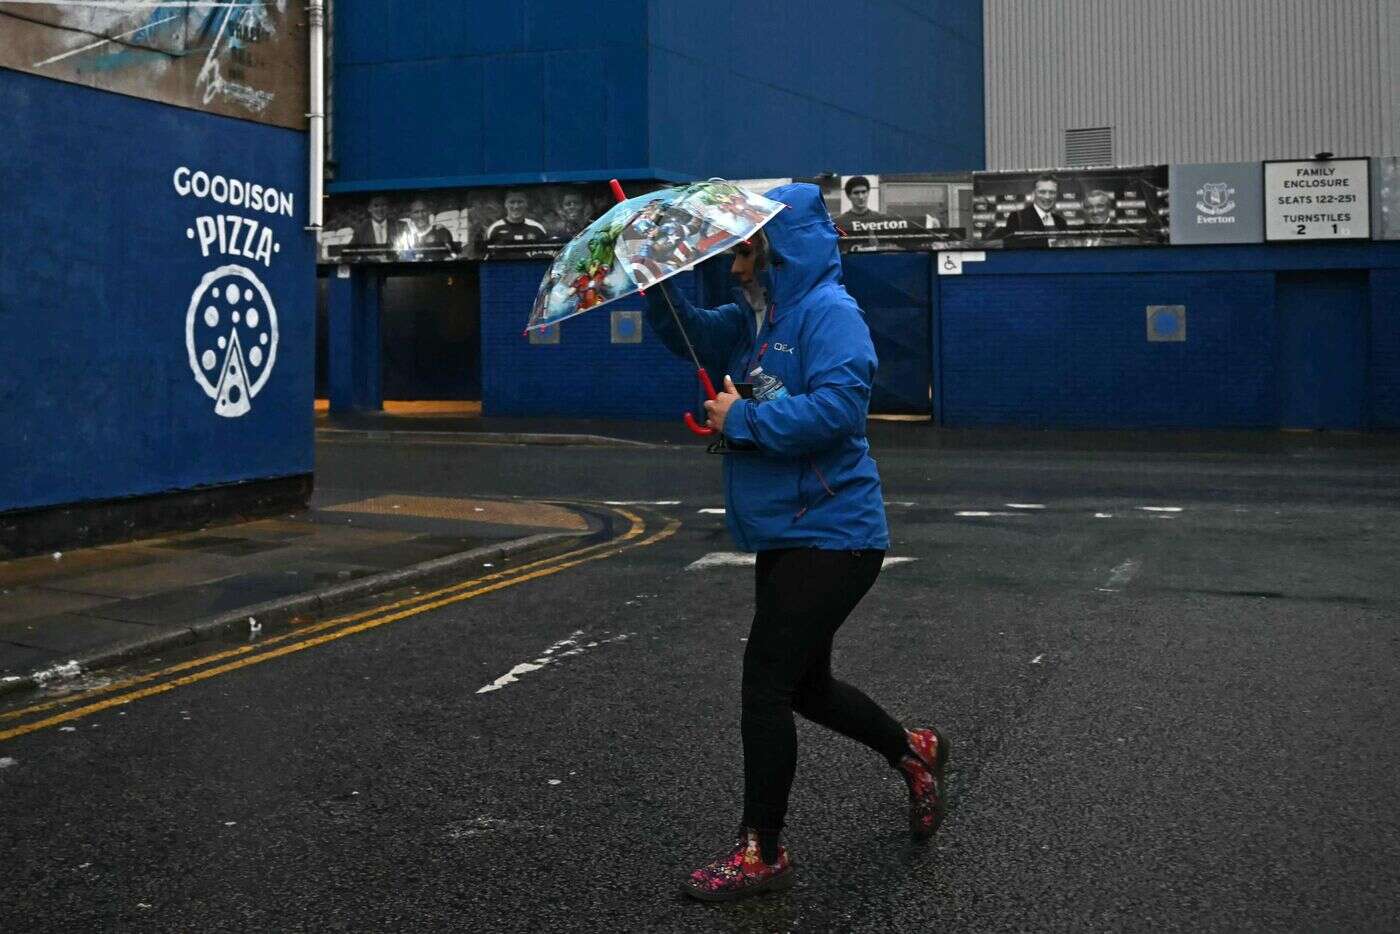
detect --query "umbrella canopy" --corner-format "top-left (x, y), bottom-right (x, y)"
top-left (526, 181), bottom-right (784, 332)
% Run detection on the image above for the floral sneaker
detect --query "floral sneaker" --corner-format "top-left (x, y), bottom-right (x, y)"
top-left (680, 828), bottom-right (794, 902)
top-left (898, 726), bottom-right (950, 840)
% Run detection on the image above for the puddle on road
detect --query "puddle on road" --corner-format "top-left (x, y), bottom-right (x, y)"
top-left (34, 671), bottom-right (115, 699)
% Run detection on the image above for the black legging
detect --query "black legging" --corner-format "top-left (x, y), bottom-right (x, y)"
top-left (741, 547), bottom-right (909, 833)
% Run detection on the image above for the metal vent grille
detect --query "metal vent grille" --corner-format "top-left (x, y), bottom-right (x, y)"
top-left (1064, 127), bottom-right (1114, 166)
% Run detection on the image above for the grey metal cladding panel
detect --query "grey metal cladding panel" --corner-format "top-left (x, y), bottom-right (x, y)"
top-left (985, 0), bottom-right (1399, 169)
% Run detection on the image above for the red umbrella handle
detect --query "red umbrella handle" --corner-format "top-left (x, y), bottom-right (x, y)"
top-left (685, 368), bottom-right (718, 437)
top-left (610, 178), bottom-right (717, 439)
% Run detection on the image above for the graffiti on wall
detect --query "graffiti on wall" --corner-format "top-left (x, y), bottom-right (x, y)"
top-left (0, 1), bottom-right (306, 128)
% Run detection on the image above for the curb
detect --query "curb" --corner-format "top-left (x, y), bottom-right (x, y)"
top-left (1, 530), bottom-right (584, 699)
top-left (315, 428), bottom-right (656, 448)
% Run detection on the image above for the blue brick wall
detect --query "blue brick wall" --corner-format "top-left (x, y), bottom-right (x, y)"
top-left (481, 263), bottom-right (699, 419)
top-left (480, 244), bottom-right (1400, 430)
top-left (934, 244), bottom-right (1400, 429)
top-left (939, 272), bottom-right (1277, 428)
top-left (1371, 269), bottom-right (1400, 428)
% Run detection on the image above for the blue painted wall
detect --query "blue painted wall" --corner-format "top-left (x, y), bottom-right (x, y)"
top-left (481, 263), bottom-right (699, 419)
top-left (0, 69), bottom-right (316, 513)
top-left (330, 0), bottom-right (985, 191)
top-left (935, 244), bottom-right (1400, 429)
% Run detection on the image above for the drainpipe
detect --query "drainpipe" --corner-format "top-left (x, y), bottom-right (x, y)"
top-left (307, 0), bottom-right (325, 230)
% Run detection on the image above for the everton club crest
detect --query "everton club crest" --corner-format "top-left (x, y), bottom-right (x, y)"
top-left (1195, 182), bottom-right (1236, 217)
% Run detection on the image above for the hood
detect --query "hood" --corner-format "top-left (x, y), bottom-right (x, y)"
top-left (757, 183), bottom-right (843, 311)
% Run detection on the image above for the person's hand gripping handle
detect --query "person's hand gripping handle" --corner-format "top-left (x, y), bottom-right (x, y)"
top-left (701, 374), bottom-right (742, 435)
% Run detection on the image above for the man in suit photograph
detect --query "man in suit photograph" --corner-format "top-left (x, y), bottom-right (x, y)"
top-left (348, 194), bottom-right (402, 257)
top-left (997, 173), bottom-right (1068, 246)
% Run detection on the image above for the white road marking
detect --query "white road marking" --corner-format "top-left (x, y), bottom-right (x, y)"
top-left (1006, 503), bottom-right (1045, 509)
top-left (1031, 654), bottom-right (1044, 664)
top-left (956, 511), bottom-right (1022, 517)
top-left (604, 500), bottom-right (681, 506)
top-left (446, 818), bottom-right (507, 839)
top-left (476, 630), bottom-right (630, 694)
top-left (1094, 513), bottom-right (1113, 519)
top-left (885, 501), bottom-right (917, 507)
top-left (1138, 506), bottom-right (1183, 513)
top-left (0, 757), bottom-right (17, 769)
top-left (687, 552), bottom-right (753, 569)
top-left (686, 553), bottom-right (918, 570)
top-left (1098, 559), bottom-right (1141, 592)
top-left (697, 508), bottom-right (726, 515)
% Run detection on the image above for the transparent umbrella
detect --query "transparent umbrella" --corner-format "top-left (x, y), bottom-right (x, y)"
top-left (526, 179), bottom-right (784, 435)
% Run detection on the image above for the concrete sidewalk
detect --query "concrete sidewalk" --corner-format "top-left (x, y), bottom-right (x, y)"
top-left (0, 491), bottom-right (595, 694)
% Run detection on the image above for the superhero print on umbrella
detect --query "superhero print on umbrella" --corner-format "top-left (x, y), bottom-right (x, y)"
top-left (525, 181), bottom-right (785, 332)
top-left (186, 264), bottom-right (279, 418)
top-left (613, 181), bottom-right (785, 289)
top-left (526, 190), bottom-right (668, 331)
top-left (527, 179), bottom-right (786, 438)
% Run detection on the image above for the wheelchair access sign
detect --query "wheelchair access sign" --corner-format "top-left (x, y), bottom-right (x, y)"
top-left (936, 251), bottom-right (986, 275)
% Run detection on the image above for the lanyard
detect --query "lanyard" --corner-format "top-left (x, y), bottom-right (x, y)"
top-left (746, 304), bottom-right (775, 375)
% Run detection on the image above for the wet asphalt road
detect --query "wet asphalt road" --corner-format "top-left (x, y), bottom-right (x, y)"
top-left (3, 429), bottom-right (1399, 932)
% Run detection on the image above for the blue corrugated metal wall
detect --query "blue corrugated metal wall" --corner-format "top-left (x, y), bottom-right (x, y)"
top-left (0, 69), bottom-right (315, 512)
top-left (648, 1), bottom-right (985, 177)
top-left (333, 1), bottom-right (651, 189)
top-left (330, 0), bottom-right (985, 190)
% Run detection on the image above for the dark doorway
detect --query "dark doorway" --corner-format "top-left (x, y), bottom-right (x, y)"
top-left (842, 253), bottom-right (932, 415)
top-left (380, 267), bottom-right (481, 400)
top-left (1276, 271), bottom-right (1368, 429)
top-left (314, 274), bottom-right (330, 399)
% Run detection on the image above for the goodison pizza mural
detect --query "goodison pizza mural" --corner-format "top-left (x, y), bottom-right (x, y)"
top-left (174, 165), bottom-right (293, 418)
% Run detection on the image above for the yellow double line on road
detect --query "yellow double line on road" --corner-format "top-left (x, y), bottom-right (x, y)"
top-left (0, 505), bottom-right (678, 744)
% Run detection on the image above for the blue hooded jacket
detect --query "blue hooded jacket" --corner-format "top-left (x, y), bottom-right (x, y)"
top-left (644, 183), bottom-right (889, 553)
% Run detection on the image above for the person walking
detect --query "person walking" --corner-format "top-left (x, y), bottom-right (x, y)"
top-left (643, 183), bottom-right (950, 903)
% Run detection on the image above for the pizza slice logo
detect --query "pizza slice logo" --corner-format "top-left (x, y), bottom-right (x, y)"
top-left (186, 264), bottom-right (279, 418)
top-left (214, 329), bottom-right (252, 417)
